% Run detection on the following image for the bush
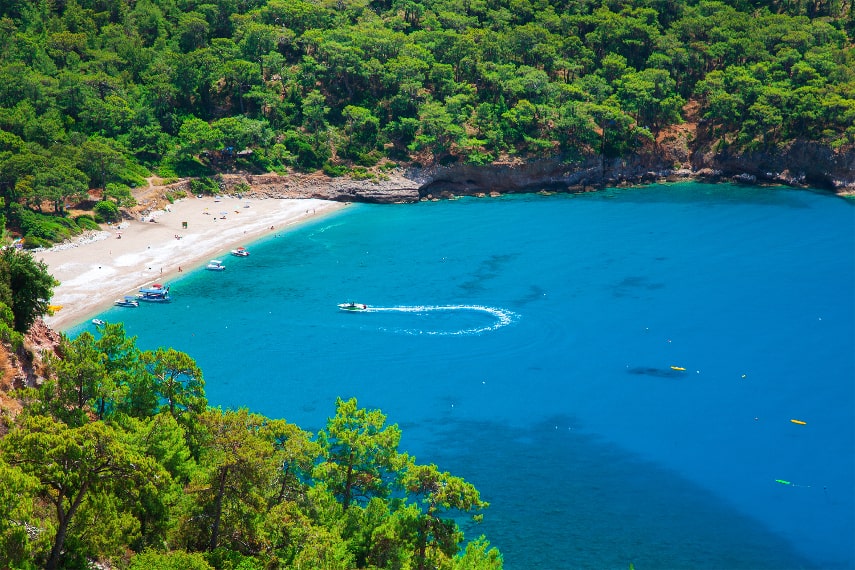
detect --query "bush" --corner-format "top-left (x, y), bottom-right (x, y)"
top-left (354, 151), bottom-right (380, 167)
top-left (350, 167), bottom-right (375, 181)
top-left (322, 162), bottom-right (348, 177)
top-left (189, 177), bottom-right (219, 195)
top-left (0, 302), bottom-right (24, 349)
top-left (22, 236), bottom-right (52, 249)
top-left (10, 205), bottom-right (83, 244)
top-left (75, 215), bottom-right (100, 230)
top-left (165, 189), bottom-right (189, 203)
top-left (130, 550), bottom-right (213, 570)
top-left (93, 200), bottom-right (120, 223)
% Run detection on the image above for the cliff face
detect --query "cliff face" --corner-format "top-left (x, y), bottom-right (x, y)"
top-left (412, 139), bottom-right (855, 199)
top-left (691, 141), bottom-right (855, 191)
top-left (412, 157), bottom-right (603, 197)
top-left (219, 141), bottom-right (853, 204)
top-left (220, 171), bottom-right (422, 203)
top-left (0, 320), bottom-right (61, 423)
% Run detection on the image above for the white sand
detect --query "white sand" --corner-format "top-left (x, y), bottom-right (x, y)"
top-left (37, 196), bottom-right (346, 331)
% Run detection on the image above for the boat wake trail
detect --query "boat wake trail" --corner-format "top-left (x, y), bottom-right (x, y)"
top-left (366, 305), bottom-right (519, 336)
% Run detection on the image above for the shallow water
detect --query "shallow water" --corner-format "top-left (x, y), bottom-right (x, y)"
top-left (76, 183), bottom-right (855, 569)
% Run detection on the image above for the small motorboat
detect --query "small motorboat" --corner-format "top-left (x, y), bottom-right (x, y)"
top-left (338, 302), bottom-right (368, 312)
top-left (92, 318), bottom-right (105, 326)
top-left (206, 260), bottom-right (226, 271)
top-left (231, 247), bottom-right (250, 257)
top-left (115, 296), bottom-right (139, 308)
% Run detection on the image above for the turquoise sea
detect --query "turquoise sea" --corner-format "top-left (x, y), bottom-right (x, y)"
top-left (71, 182), bottom-right (855, 569)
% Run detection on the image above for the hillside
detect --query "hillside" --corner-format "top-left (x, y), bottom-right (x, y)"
top-left (0, 319), bottom-right (60, 425)
top-left (0, 0), bottom-right (853, 239)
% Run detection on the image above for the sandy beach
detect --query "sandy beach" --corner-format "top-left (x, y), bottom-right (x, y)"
top-left (37, 196), bottom-right (346, 331)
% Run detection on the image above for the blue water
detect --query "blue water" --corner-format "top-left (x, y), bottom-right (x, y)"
top-left (72, 182), bottom-right (855, 569)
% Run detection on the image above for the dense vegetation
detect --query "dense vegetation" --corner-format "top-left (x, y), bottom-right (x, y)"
top-left (0, 0), bottom-right (853, 224)
top-left (0, 319), bottom-right (501, 569)
top-left (0, 247), bottom-right (58, 341)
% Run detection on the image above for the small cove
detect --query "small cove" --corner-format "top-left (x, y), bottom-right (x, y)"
top-left (74, 182), bottom-right (855, 569)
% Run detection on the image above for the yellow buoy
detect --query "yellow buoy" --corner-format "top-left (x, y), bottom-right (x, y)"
top-left (790, 419), bottom-right (807, 425)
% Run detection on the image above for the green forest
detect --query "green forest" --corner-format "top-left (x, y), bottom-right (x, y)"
top-left (0, 0), bottom-right (854, 247)
top-left (0, 250), bottom-right (500, 569)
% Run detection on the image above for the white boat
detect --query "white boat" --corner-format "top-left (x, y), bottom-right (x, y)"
top-left (114, 296), bottom-right (139, 308)
top-left (230, 247), bottom-right (249, 257)
top-left (137, 284), bottom-right (171, 303)
top-left (206, 260), bottom-right (226, 271)
top-left (338, 302), bottom-right (368, 312)
top-left (92, 319), bottom-right (105, 326)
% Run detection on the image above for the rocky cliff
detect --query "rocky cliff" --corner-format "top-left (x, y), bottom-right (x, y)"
top-left (217, 140), bottom-right (854, 204)
top-left (0, 320), bottom-right (61, 424)
top-left (691, 140), bottom-right (855, 191)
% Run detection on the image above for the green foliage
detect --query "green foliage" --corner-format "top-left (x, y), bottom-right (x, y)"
top-left (8, 203), bottom-right (88, 245)
top-left (0, 301), bottom-right (23, 348)
top-left (130, 550), bottom-right (213, 570)
top-left (315, 397), bottom-right (407, 511)
top-left (189, 177), bottom-right (220, 196)
top-left (0, 323), bottom-right (498, 568)
top-left (323, 162), bottom-right (350, 177)
top-left (0, 0), bottom-right (848, 218)
top-left (93, 200), bottom-right (120, 223)
top-left (0, 246), bottom-right (57, 333)
top-left (103, 183), bottom-right (136, 208)
top-left (74, 215), bottom-right (100, 231)
top-left (453, 537), bottom-right (504, 569)
top-left (20, 236), bottom-right (51, 249)
top-left (1, 415), bottom-right (166, 569)
top-left (0, 458), bottom-right (38, 566)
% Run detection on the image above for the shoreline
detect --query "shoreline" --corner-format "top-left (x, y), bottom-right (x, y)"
top-left (37, 196), bottom-right (347, 331)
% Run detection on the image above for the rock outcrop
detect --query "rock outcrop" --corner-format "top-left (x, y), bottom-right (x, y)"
top-left (691, 141), bottom-right (855, 192)
top-left (215, 139), bottom-right (854, 204)
top-left (220, 171), bottom-right (421, 203)
top-left (0, 319), bottom-right (62, 424)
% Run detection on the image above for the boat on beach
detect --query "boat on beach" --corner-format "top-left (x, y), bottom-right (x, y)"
top-left (206, 260), bottom-right (226, 271)
top-left (230, 247), bottom-right (249, 257)
top-left (338, 302), bottom-right (368, 312)
top-left (114, 296), bottom-right (140, 308)
top-left (137, 284), bottom-right (171, 303)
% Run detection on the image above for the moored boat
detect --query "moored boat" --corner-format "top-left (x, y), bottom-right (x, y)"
top-left (115, 296), bottom-right (140, 308)
top-left (137, 284), bottom-right (171, 302)
top-left (230, 247), bottom-right (249, 257)
top-left (206, 260), bottom-right (226, 271)
top-left (92, 318), bottom-right (105, 326)
top-left (338, 302), bottom-right (368, 312)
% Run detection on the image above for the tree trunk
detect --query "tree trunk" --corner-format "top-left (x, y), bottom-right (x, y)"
top-left (209, 466), bottom-right (229, 551)
top-left (342, 452), bottom-right (355, 510)
top-left (415, 518), bottom-right (428, 570)
top-left (46, 483), bottom-right (89, 570)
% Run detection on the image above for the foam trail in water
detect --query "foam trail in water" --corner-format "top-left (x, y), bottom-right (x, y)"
top-left (366, 305), bottom-right (519, 336)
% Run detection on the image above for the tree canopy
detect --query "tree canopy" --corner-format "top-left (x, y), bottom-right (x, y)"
top-left (0, 324), bottom-right (501, 568)
top-left (0, 0), bottom-right (850, 188)
top-left (0, 246), bottom-right (58, 333)
top-left (0, 0), bottom-right (850, 246)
